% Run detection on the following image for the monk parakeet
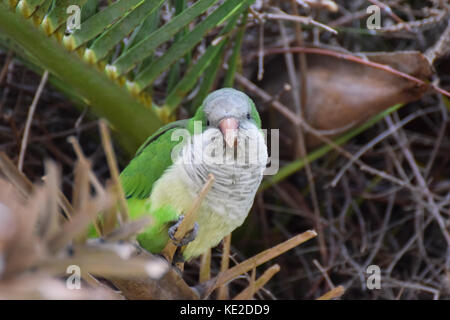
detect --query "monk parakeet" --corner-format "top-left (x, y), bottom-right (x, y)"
top-left (121, 88), bottom-right (268, 261)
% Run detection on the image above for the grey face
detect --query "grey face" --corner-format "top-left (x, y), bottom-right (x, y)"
top-left (203, 88), bottom-right (253, 127)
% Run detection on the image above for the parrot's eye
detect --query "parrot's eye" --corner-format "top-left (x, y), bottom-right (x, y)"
top-left (246, 113), bottom-right (251, 120)
top-left (206, 120), bottom-right (210, 126)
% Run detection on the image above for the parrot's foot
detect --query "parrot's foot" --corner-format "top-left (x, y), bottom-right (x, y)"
top-left (168, 215), bottom-right (199, 247)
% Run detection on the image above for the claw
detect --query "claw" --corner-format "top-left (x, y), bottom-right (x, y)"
top-left (168, 215), bottom-right (199, 247)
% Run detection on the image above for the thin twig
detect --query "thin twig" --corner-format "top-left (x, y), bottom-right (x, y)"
top-left (204, 230), bottom-right (317, 295)
top-left (217, 234), bottom-right (231, 300)
top-left (316, 285), bottom-right (345, 300)
top-left (0, 152), bottom-right (74, 219)
top-left (313, 259), bottom-right (334, 289)
top-left (0, 50), bottom-right (13, 86)
top-left (330, 107), bottom-right (439, 186)
top-left (265, 13), bottom-right (337, 34)
top-left (233, 264), bottom-right (280, 300)
top-left (99, 120), bottom-right (129, 224)
top-left (385, 114), bottom-right (450, 245)
top-left (367, 0), bottom-right (406, 25)
top-left (18, 70), bottom-right (48, 172)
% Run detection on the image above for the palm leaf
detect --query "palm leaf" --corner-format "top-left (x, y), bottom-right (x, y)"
top-left (0, 0), bottom-right (255, 154)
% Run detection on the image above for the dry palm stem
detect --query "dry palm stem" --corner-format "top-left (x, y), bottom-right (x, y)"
top-left (217, 234), bottom-right (231, 299)
top-left (41, 161), bottom-right (61, 239)
top-left (162, 173), bottom-right (215, 262)
top-left (316, 286), bottom-right (345, 300)
top-left (104, 217), bottom-right (151, 241)
top-left (199, 249), bottom-right (211, 283)
top-left (72, 157), bottom-right (91, 243)
top-left (247, 267), bottom-right (256, 299)
top-left (99, 119), bottom-right (129, 223)
top-left (68, 136), bottom-right (105, 197)
top-left (0, 152), bottom-right (73, 218)
top-left (234, 264), bottom-right (280, 300)
top-left (68, 136), bottom-right (105, 235)
top-left (204, 230), bottom-right (317, 295)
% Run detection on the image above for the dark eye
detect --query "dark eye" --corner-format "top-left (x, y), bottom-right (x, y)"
top-left (206, 120), bottom-right (210, 126)
top-left (246, 113), bottom-right (251, 120)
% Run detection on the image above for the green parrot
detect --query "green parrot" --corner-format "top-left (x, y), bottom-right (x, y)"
top-left (120, 88), bottom-right (268, 261)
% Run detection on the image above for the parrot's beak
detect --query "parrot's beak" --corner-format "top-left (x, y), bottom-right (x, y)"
top-left (219, 117), bottom-right (239, 148)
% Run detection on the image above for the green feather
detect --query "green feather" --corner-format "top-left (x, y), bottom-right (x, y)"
top-left (117, 119), bottom-right (192, 253)
top-left (119, 115), bottom-right (206, 253)
top-left (120, 119), bottom-right (190, 201)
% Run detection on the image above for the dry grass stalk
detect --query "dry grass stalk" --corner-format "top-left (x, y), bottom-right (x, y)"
top-left (199, 249), bottom-right (211, 283)
top-left (217, 234), bottom-right (232, 299)
top-left (0, 171), bottom-right (169, 299)
top-left (0, 152), bottom-right (73, 218)
top-left (72, 158), bottom-right (92, 242)
top-left (0, 142), bottom-right (175, 299)
top-left (234, 264), bottom-right (280, 300)
top-left (67, 136), bottom-right (105, 197)
top-left (103, 217), bottom-right (152, 242)
top-left (202, 230), bottom-right (317, 296)
top-left (316, 286), bottom-right (345, 300)
top-left (18, 70), bottom-right (48, 172)
top-left (99, 120), bottom-right (129, 223)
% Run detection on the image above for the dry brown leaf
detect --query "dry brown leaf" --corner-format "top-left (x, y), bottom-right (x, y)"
top-left (260, 50), bottom-right (433, 147)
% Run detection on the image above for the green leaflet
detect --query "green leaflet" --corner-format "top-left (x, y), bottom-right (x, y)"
top-left (80, 0), bottom-right (98, 23)
top-left (189, 47), bottom-right (224, 114)
top-left (164, 6), bottom-right (248, 114)
top-left (0, 0), bottom-right (163, 154)
top-left (30, 0), bottom-right (52, 25)
top-left (133, 0), bottom-right (254, 92)
top-left (41, 0), bottom-right (88, 35)
top-left (87, 0), bottom-right (164, 63)
top-left (112, 0), bottom-right (219, 76)
top-left (223, 12), bottom-right (247, 87)
top-left (63, 0), bottom-right (143, 50)
top-left (166, 0), bottom-right (188, 94)
top-left (164, 40), bottom-right (227, 114)
top-left (17, 0), bottom-right (46, 18)
top-left (125, 2), bottom-right (161, 52)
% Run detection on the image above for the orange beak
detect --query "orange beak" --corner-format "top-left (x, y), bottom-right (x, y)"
top-left (219, 117), bottom-right (239, 148)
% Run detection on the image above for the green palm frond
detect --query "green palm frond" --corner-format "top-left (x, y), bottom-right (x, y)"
top-left (0, 0), bottom-right (254, 153)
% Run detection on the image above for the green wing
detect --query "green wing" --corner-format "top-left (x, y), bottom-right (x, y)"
top-left (120, 119), bottom-right (190, 201)
top-left (119, 112), bottom-right (208, 254)
top-left (120, 119), bottom-right (191, 253)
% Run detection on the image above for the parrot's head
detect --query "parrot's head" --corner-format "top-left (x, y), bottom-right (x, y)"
top-left (194, 88), bottom-right (262, 148)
